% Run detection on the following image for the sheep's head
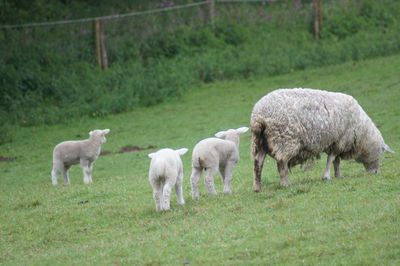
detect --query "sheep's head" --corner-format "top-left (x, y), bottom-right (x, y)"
top-left (361, 143), bottom-right (393, 174)
top-left (89, 129), bottom-right (110, 143)
top-left (148, 148), bottom-right (188, 159)
top-left (215, 127), bottom-right (249, 147)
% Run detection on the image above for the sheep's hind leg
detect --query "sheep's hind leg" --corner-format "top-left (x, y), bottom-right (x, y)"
top-left (277, 161), bottom-right (290, 187)
top-left (322, 154), bottom-right (336, 181)
top-left (152, 181), bottom-right (163, 211)
top-left (162, 181), bottom-right (173, 211)
top-left (221, 161), bottom-right (236, 194)
top-left (190, 167), bottom-right (202, 200)
top-left (204, 167), bottom-right (217, 196)
top-left (333, 157), bottom-right (341, 178)
top-left (252, 135), bottom-right (267, 192)
top-left (61, 165), bottom-right (71, 185)
top-left (175, 171), bottom-right (185, 206)
top-left (51, 164), bottom-right (60, 185)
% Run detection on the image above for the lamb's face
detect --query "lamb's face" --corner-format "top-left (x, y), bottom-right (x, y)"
top-left (89, 129), bottom-right (110, 143)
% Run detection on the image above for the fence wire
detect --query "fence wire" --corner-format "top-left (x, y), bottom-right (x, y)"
top-left (0, 0), bottom-right (311, 68)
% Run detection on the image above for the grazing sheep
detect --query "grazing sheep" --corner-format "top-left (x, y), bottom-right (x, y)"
top-left (51, 129), bottom-right (110, 185)
top-left (148, 148), bottom-right (188, 211)
top-left (251, 88), bottom-right (393, 192)
top-left (190, 127), bottom-right (249, 199)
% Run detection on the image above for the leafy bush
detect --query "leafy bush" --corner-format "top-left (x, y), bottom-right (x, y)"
top-left (0, 0), bottom-right (400, 137)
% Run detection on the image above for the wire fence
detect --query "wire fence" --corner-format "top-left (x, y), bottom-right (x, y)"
top-left (0, 0), bottom-right (314, 69)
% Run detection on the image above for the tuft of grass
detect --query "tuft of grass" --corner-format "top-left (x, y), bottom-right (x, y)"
top-left (1, 55), bottom-right (400, 265)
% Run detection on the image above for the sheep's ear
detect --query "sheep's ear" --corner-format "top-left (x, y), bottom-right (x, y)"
top-left (89, 130), bottom-right (94, 136)
top-left (215, 131), bottom-right (226, 138)
top-left (102, 129), bottom-right (110, 135)
top-left (176, 148), bottom-right (188, 156)
top-left (383, 144), bottom-right (394, 153)
top-left (236, 127), bottom-right (249, 134)
top-left (148, 153), bottom-right (155, 159)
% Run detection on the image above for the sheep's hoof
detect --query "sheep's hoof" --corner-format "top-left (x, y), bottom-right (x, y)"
top-left (280, 180), bottom-right (291, 187)
top-left (253, 183), bottom-right (261, 193)
top-left (322, 176), bottom-right (331, 182)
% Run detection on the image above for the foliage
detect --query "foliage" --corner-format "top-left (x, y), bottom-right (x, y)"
top-left (0, 55), bottom-right (399, 264)
top-left (0, 0), bottom-right (400, 143)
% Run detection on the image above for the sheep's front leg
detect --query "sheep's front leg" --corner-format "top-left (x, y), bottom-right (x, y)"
top-left (333, 157), bottom-right (341, 178)
top-left (277, 161), bottom-right (290, 187)
top-left (323, 154), bottom-right (336, 180)
top-left (222, 161), bottom-right (236, 194)
top-left (88, 162), bottom-right (94, 183)
top-left (204, 167), bottom-right (217, 196)
top-left (190, 167), bottom-right (202, 200)
top-left (175, 171), bottom-right (185, 206)
top-left (80, 159), bottom-right (91, 184)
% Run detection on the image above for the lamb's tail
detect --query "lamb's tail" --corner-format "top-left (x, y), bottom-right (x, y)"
top-left (251, 118), bottom-right (268, 158)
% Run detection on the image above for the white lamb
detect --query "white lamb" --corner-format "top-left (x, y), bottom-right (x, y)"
top-left (51, 129), bottom-right (110, 185)
top-left (190, 127), bottom-right (249, 199)
top-left (148, 148), bottom-right (188, 211)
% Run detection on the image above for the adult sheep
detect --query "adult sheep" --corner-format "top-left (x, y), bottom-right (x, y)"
top-left (250, 88), bottom-right (393, 192)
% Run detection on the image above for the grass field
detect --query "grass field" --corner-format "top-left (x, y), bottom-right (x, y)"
top-left (1, 55), bottom-right (399, 265)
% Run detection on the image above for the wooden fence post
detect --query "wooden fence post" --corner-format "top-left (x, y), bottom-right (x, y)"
top-left (94, 19), bottom-right (108, 70)
top-left (209, 0), bottom-right (215, 28)
top-left (312, 0), bottom-right (322, 40)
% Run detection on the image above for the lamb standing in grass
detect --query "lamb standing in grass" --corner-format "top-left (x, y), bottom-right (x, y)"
top-left (51, 129), bottom-right (110, 185)
top-left (190, 127), bottom-right (249, 199)
top-left (251, 88), bottom-right (393, 192)
top-left (148, 148), bottom-right (188, 211)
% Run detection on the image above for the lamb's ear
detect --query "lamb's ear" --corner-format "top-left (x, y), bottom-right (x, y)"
top-left (89, 130), bottom-right (94, 136)
top-left (215, 131), bottom-right (226, 138)
top-left (102, 129), bottom-right (110, 135)
top-left (236, 127), bottom-right (249, 134)
top-left (176, 148), bottom-right (188, 156)
top-left (148, 152), bottom-right (155, 159)
top-left (383, 144), bottom-right (394, 153)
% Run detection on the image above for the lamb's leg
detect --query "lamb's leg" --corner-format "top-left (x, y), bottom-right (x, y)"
top-left (333, 156), bottom-right (341, 178)
top-left (190, 167), bottom-right (202, 200)
top-left (277, 161), bottom-right (290, 187)
top-left (152, 181), bottom-right (163, 211)
top-left (88, 162), bottom-right (94, 183)
top-left (162, 181), bottom-right (173, 211)
top-left (175, 171), bottom-right (185, 206)
top-left (51, 163), bottom-right (60, 185)
top-left (204, 167), bottom-right (217, 196)
top-left (80, 159), bottom-right (91, 184)
top-left (323, 154), bottom-right (336, 180)
top-left (62, 165), bottom-right (71, 185)
top-left (222, 161), bottom-right (236, 194)
top-left (253, 148), bottom-right (267, 192)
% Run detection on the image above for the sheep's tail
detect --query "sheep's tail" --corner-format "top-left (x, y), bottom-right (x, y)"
top-left (251, 118), bottom-right (268, 158)
top-left (191, 155), bottom-right (203, 169)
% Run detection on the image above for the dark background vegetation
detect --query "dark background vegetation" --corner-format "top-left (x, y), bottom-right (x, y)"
top-left (1, 0), bottom-right (399, 143)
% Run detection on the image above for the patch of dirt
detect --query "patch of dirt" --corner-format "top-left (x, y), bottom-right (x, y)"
top-left (118, 145), bottom-right (156, 153)
top-left (0, 156), bottom-right (16, 163)
top-left (100, 150), bottom-right (113, 156)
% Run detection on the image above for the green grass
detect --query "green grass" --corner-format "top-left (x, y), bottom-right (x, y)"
top-left (1, 54), bottom-right (400, 265)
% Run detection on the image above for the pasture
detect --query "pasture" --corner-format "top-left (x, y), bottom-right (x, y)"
top-left (1, 55), bottom-right (399, 265)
